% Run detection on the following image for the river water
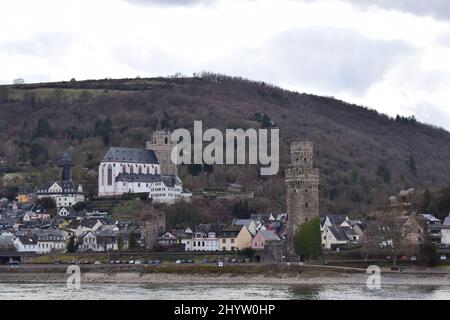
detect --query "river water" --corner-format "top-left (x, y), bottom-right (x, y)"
top-left (1, 283), bottom-right (450, 300)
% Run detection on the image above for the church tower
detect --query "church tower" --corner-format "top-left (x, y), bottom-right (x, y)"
top-left (58, 150), bottom-right (73, 181)
top-left (286, 141), bottom-right (319, 256)
top-left (146, 130), bottom-right (178, 176)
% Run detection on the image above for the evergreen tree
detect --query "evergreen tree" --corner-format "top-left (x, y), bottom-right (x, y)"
top-left (117, 234), bottom-right (124, 251)
top-left (128, 231), bottom-right (138, 250)
top-left (407, 155), bottom-right (417, 176)
top-left (67, 236), bottom-right (77, 253)
top-left (294, 217), bottom-right (322, 261)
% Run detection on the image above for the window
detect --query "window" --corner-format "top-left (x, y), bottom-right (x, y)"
top-left (107, 165), bottom-right (113, 186)
top-left (222, 239), bottom-right (226, 244)
top-left (231, 239), bottom-right (235, 244)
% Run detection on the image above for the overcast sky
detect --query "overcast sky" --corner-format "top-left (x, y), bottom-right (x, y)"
top-left (1, 0), bottom-right (450, 131)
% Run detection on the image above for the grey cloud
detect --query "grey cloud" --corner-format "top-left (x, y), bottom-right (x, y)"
top-left (413, 102), bottom-right (450, 130)
top-left (124, 0), bottom-right (214, 7)
top-left (305, 0), bottom-right (450, 20)
top-left (216, 27), bottom-right (412, 95)
top-left (1, 32), bottom-right (76, 57)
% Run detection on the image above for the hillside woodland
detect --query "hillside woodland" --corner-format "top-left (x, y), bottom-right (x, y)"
top-left (1, 73), bottom-right (450, 221)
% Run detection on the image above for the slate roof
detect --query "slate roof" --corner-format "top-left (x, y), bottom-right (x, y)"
top-left (444, 215), bottom-right (450, 226)
top-left (33, 229), bottom-right (65, 242)
top-left (102, 147), bottom-right (158, 164)
top-left (421, 214), bottom-right (442, 223)
top-left (232, 219), bottom-right (254, 227)
top-left (258, 230), bottom-right (279, 241)
top-left (16, 235), bottom-right (37, 245)
top-left (327, 215), bottom-right (348, 226)
top-left (115, 173), bottom-right (179, 187)
top-left (328, 226), bottom-right (349, 241)
top-left (37, 181), bottom-right (82, 195)
top-left (221, 225), bottom-right (242, 238)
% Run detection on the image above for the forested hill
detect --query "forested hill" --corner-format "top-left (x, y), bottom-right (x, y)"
top-left (0, 73), bottom-right (450, 216)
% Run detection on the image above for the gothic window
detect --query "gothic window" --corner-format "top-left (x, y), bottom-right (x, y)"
top-left (305, 202), bottom-right (308, 208)
top-left (147, 167), bottom-right (150, 174)
top-left (139, 166), bottom-right (142, 174)
top-left (165, 137), bottom-right (168, 144)
top-left (107, 165), bottom-right (113, 186)
top-left (130, 166), bottom-right (134, 174)
top-left (123, 165), bottom-right (126, 174)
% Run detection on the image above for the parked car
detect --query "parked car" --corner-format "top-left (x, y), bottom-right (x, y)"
top-left (128, 260), bottom-right (135, 264)
top-left (400, 256), bottom-right (408, 262)
top-left (410, 256), bottom-right (417, 262)
top-left (7, 260), bottom-right (20, 266)
top-left (94, 261), bottom-right (101, 265)
top-left (441, 255), bottom-right (447, 261)
top-left (134, 260), bottom-right (142, 265)
top-left (153, 260), bottom-right (161, 265)
top-left (175, 260), bottom-right (181, 264)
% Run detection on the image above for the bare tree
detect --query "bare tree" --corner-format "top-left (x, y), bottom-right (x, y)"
top-left (364, 214), bottom-right (419, 266)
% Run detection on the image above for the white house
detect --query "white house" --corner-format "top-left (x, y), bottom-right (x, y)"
top-left (322, 225), bottom-right (350, 250)
top-left (189, 231), bottom-right (220, 251)
top-left (36, 181), bottom-right (84, 209)
top-left (77, 230), bottom-right (118, 252)
top-left (22, 211), bottom-right (38, 222)
top-left (69, 219), bottom-right (103, 237)
top-left (115, 173), bottom-right (191, 204)
top-left (34, 230), bottom-right (66, 254)
top-left (57, 207), bottom-right (73, 217)
top-left (13, 235), bottom-right (38, 252)
top-left (95, 231), bottom-right (118, 252)
top-left (158, 231), bottom-right (180, 247)
top-left (78, 231), bottom-right (98, 252)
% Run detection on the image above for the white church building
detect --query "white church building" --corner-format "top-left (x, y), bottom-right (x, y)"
top-left (98, 145), bottom-right (191, 204)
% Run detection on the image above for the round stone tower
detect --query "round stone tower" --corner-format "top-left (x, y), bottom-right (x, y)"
top-left (285, 141), bottom-right (320, 257)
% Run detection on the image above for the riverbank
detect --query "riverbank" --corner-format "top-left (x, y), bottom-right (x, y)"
top-left (1, 264), bottom-right (450, 286)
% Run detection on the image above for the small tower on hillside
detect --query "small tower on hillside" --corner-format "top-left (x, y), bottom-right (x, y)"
top-left (286, 141), bottom-right (320, 257)
top-left (58, 150), bottom-right (73, 181)
top-left (146, 130), bottom-right (178, 176)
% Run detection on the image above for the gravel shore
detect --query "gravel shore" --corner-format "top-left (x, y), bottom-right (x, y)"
top-left (1, 271), bottom-right (450, 286)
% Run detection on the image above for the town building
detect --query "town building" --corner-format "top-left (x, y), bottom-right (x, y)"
top-left (219, 225), bottom-right (252, 251)
top-left (286, 141), bottom-right (320, 257)
top-left (36, 151), bottom-right (85, 209)
top-left (252, 230), bottom-right (280, 250)
top-left (98, 146), bottom-right (191, 203)
top-left (146, 130), bottom-right (178, 176)
top-left (17, 186), bottom-right (34, 204)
